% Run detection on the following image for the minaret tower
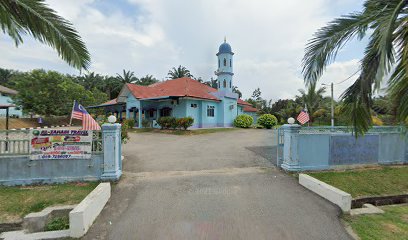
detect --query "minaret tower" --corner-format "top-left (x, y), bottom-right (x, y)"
top-left (216, 38), bottom-right (234, 92)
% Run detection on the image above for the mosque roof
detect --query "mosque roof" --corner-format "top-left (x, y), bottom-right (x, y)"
top-left (96, 78), bottom-right (253, 108)
top-left (126, 77), bottom-right (220, 101)
top-left (0, 85), bottom-right (17, 95)
top-left (217, 42), bottom-right (233, 55)
top-left (243, 106), bottom-right (258, 112)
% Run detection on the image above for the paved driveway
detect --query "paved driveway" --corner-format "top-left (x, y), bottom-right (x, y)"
top-left (84, 129), bottom-right (351, 240)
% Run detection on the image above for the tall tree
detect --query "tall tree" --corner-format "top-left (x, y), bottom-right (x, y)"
top-left (232, 86), bottom-right (242, 98)
top-left (296, 83), bottom-right (326, 123)
top-left (302, 0), bottom-right (408, 134)
top-left (11, 69), bottom-right (107, 116)
top-left (251, 88), bottom-right (262, 101)
top-left (116, 70), bottom-right (137, 84)
top-left (75, 72), bottom-right (105, 91)
top-left (167, 65), bottom-right (193, 79)
top-left (0, 68), bottom-right (14, 85)
top-left (0, 0), bottom-right (90, 70)
top-left (136, 74), bottom-right (159, 86)
top-left (103, 76), bottom-right (122, 99)
top-left (202, 77), bottom-right (218, 88)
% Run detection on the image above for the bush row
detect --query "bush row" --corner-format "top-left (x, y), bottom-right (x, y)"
top-left (233, 114), bottom-right (253, 128)
top-left (233, 114), bottom-right (278, 129)
top-left (157, 116), bottom-right (194, 130)
top-left (257, 114), bottom-right (278, 129)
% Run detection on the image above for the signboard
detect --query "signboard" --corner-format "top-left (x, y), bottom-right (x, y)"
top-left (330, 135), bottom-right (379, 165)
top-left (30, 129), bottom-right (92, 160)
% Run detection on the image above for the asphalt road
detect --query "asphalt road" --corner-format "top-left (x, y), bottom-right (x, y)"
top-left (83, 129), bottom-right (352, 240)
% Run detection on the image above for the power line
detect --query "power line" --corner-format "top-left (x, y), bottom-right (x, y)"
top-left (334, 69), bottom-right (361, 85)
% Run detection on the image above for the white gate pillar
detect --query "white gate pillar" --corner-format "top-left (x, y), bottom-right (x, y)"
top-left (281, 124), bottom-right (301, 171)
top-left (101, 123), bottom-right (122, 180)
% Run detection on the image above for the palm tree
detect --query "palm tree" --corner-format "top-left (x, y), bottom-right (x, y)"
top-left (302, 0), bottom-right (408, 135)
top-left (0, 68), bottom-right (14, 85)
top-left (136, 75), bottom-right (159, 86)
top-left (297, 83), bottom-right (326, 123)
top-left (76, 72), bottom-right (105, 90)
top-left (104, 76), bottom-right (122, 99)
top-left (0, 0), bottom-right (90, 70)
top-left (167, 65), bottom-right (193, 79)
top-left (116, 70), bottom-right (137, 84)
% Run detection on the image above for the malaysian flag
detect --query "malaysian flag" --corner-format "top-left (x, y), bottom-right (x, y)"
top-left (297, 109), bottom-right (310, 125)
top-left (70, 100), bottom-right (101, 130)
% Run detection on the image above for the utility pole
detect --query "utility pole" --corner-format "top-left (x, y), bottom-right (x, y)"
top-left (330, 82), bottom-right (334, 128)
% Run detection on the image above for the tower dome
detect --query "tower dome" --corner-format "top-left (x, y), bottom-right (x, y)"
top-left (216, 38), bottom-right (234, 92)
top-left (217, 39), bottom-right (233, 56)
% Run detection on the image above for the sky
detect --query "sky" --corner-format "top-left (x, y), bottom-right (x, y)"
top-left (0, 0), bottom-right (367, 101)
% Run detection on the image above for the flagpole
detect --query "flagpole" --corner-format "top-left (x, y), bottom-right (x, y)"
top-left (69, 100), bottom-right (75, 126)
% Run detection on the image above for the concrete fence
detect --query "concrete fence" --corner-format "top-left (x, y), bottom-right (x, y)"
top-left (0, 123), bottom-right (122, 186)
top-left (280, 125), bottom-right (407, 171)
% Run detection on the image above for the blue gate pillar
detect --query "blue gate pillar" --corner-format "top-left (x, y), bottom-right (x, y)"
top-left (101, 123), bottom-right (122, 181)
top-left (281, 124), bottom-right (301, 171)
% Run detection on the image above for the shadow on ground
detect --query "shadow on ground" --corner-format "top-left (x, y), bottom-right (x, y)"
top-left (246, 146), bottom-right (280, 166)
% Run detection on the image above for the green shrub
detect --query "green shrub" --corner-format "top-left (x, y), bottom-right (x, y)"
top-left (120, 122), bottom-right (130, 143)
top-left (157, 117), bottom-right (173, 129)
top-left (45, 216), bottom-right (69, 231)
top-left (123, 119), bottom-right (135, 128)
top-left (141, 119), bottom-right (150, 128)
top-left (234, 114), bottom-right (253, 128)
top-left (177, 117), bottom-right (194, 130)
top-left (257, 114), bottom-right (278, 129)
top-left (169, 117), bottom-right (179, 129)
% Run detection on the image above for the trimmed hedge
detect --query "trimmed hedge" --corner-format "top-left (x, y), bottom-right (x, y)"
top-left (157, 116), bottom-right (194, 130)
top-left (234, 114), bottom-right (253, 128)
top-left (257, 114), bottom-right (278, 129)
top-left (177, 117), bottom-right (194, 130)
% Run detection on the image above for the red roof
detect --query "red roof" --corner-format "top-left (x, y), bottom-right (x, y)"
top-left (237, 98), bottom-right (252, 106)
top-left (243, 106), bottom-right (258, 112)
top-left (126, 77), bottom-right (220, 101)
top-left (101, 98), bottom-right (118, 106)
top-left (0, 85), bottom-right (17, 95)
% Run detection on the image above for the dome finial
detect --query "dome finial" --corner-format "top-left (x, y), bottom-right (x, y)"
top-left (224, 36), bottom-right (226, 43)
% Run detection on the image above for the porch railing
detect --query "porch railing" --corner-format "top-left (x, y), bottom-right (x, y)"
top-left (298, 126), bottom-right (405, 134)
top-left (0, 129), bottom-right (30, 155)
top-left (0, 129), bottom-right (103, 156)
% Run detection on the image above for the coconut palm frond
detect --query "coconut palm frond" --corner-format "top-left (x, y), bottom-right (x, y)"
top-left (0, 0), bottom-right (90, 70)
top-left (167, 65), bottom-right (193, 79)
top-left (302, 12), bottom-right (372, 85)
top-left (304, 0), bottom-right (408, 135)
top-left (389, 15), bottom-right (408, 121)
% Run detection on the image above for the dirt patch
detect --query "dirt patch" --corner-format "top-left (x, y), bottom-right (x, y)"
top-left (401, 214), bottom-right (408, 223)
top-left (0, 213), bottom-right (21, 224)
top-left (382, 223), bottom-right (401, 233)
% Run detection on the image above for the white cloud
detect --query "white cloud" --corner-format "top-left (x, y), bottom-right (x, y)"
top-left (0, 0), bottom-right (364, 101)
top-left (319, 59), bottom-right (360, 100)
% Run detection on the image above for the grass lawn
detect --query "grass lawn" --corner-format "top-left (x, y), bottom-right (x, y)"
top-left (308, 166), bottom-right (408, 198)
top-left (344, 204), bottom-right (408, 240)
top-left (130, 127), bottom-right (239, 135)
top-left (0, 182), bottom-right (98, 223)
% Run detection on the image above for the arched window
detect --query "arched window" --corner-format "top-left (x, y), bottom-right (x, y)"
top-left (223, 80), bottom-right (226, 88)
top-left (218, 59), bottom-right (220, 68)
top-left (218, 81), bottom-right (220, 88)
top-left (223, 58), bottom-right (227, 66)
top-left (230, 59), bottom-right (232, 67)
top-left (229, 81), bottom-right (231, 88)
